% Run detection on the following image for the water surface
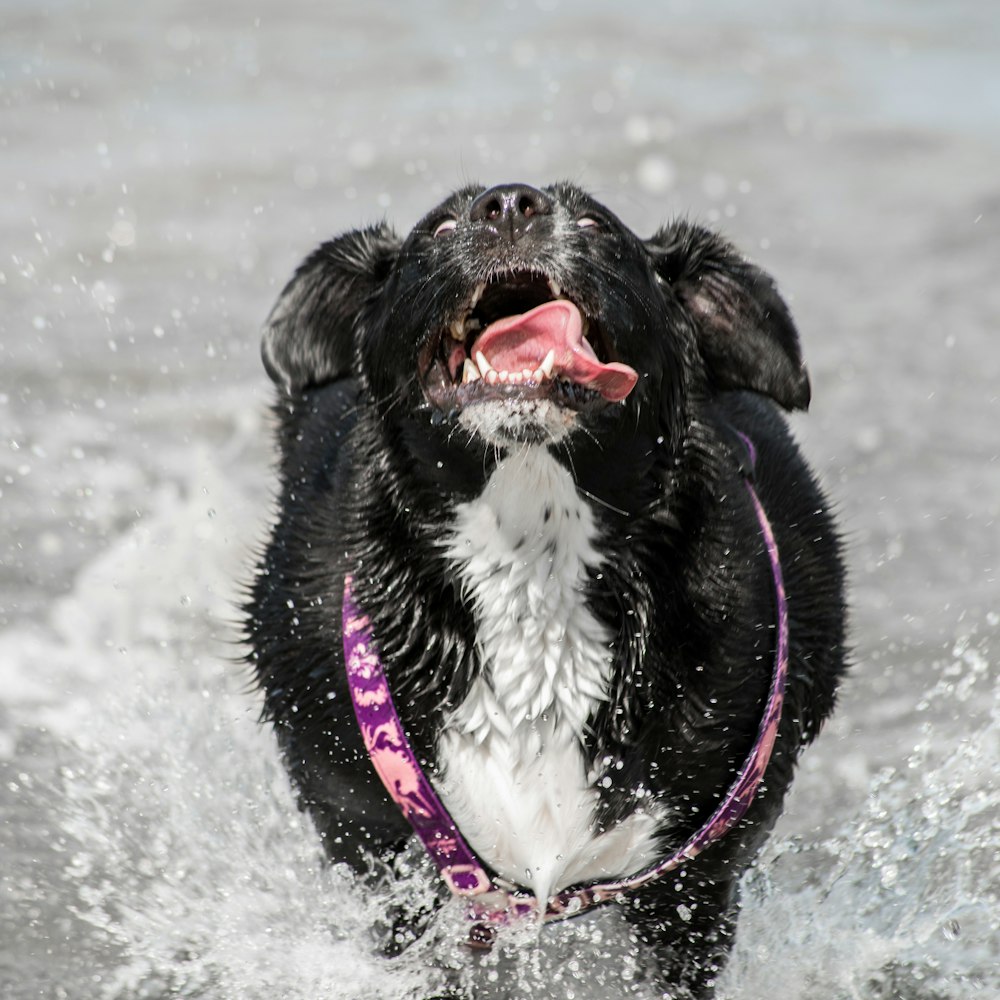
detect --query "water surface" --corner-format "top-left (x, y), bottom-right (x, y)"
top-left (2, 1), bottom-right (998, 996)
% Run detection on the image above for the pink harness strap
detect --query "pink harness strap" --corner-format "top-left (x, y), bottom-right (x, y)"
top-left (342, 443), bottom-right (788, 949)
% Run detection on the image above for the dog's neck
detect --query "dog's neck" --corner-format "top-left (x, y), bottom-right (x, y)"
top-left (442, 445), bottom-right (610, 739)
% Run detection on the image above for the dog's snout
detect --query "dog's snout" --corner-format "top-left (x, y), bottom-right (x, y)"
top-left (469, 183), bottom-right (552, 240)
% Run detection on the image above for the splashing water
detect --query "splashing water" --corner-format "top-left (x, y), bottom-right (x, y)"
top-left (3, 0), bottom-right (998, 995)
top-left (720, 641), bottom-right (999, 999)
top-left (2, 453), bottom-right (996, 1000)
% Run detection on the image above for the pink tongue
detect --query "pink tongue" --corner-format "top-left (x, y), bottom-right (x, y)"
top-left (473, 300), bottom-right (638, 402)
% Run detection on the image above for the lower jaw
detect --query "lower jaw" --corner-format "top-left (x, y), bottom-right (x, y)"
top-left (454, 397), bottom-right (578, 448)
top-left (424, 376), bottom-right (607, 416)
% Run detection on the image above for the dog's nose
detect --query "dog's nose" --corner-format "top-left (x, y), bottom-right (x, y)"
top-left (469, 183), bottom-right (553, 241)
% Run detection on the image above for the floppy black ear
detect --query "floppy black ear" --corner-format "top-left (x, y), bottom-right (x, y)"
top-left (647, 220), bottom-right (810, 411)
top-left (261, 223), bottom-right (400, 395)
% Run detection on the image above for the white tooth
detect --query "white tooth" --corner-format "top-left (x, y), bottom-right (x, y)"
top-left (521, 368), bottom-right (533, 380)
top-left (462, 358), bottom-right (481, 383)
top-left (470, 282), bottom-right (486, 309)
top-left (450, 320), bottom-right (466, 341)
top-left (475, 350), bottom-right (494, 375)
top-left (540, 349), bottom-right (556, 378)
top-left (548, 278), bottom-right (562, 298)
top-left (486, 370), bottom-right (499, 385)
top-left (498, 370), bottom-right (510, 383)
top-left (532, 367), bottom-right (545, 381)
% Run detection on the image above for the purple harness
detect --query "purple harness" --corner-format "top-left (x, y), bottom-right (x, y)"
top-left (342, 438), bottom-right (788, 950)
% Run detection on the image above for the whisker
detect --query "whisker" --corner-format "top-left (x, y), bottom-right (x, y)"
top-left (578, 485), bottom-right (631, 518)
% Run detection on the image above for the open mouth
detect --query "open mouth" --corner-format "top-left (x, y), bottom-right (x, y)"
top-left (420, 271), bottom-right (638, 414)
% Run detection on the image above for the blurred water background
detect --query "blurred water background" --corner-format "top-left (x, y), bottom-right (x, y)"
top-left (2, 1), bottom-right (998, 997)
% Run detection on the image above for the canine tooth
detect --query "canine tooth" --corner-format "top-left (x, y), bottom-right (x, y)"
top-left (450, 320), bottom-right (466, 341)
top-left (540, 349), bottom-right (556, 378)
top-left (475, 350), bottom-right (494, 376)
top-left (548, 278), bottom-right (562, 298)
top-left (462, 358), bottom-right (481, 383)
top-left (532, 367), bottom-right (545, 381)
top-left (470, 282), bottom-right (486, 309)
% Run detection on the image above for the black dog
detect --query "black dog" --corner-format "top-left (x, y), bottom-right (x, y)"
top-left (246, 182), bottom-right (846, 996)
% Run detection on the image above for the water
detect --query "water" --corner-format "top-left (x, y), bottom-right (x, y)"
top-left (2, 0), bottom-right (998, 996)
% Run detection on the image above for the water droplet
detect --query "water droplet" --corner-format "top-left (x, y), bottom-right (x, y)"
top-left (636, 155), bottom-right (676, 195)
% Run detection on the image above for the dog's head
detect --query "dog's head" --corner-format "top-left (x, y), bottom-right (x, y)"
top-left (263, 183), bottom-right (809, 454)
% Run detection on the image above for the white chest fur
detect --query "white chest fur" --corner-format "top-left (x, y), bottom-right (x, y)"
top-left (436, 447), bottom-right (660, 903)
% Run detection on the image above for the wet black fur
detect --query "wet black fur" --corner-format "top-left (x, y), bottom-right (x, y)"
top-left (245, 182), bottom-right (847, 997)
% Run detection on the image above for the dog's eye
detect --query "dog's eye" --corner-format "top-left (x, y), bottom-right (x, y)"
top-left (433, 218), bottom-right (457, 238)
top-left (577, 216), bottom-right (600, 230)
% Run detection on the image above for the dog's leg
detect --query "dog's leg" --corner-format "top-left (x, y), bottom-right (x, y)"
top-left (378, 890), bottom-right (446, 958)
top-left (623, 874), bottom-right (739, 998)
top-left (353, 837), bottom-right (448, 959)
